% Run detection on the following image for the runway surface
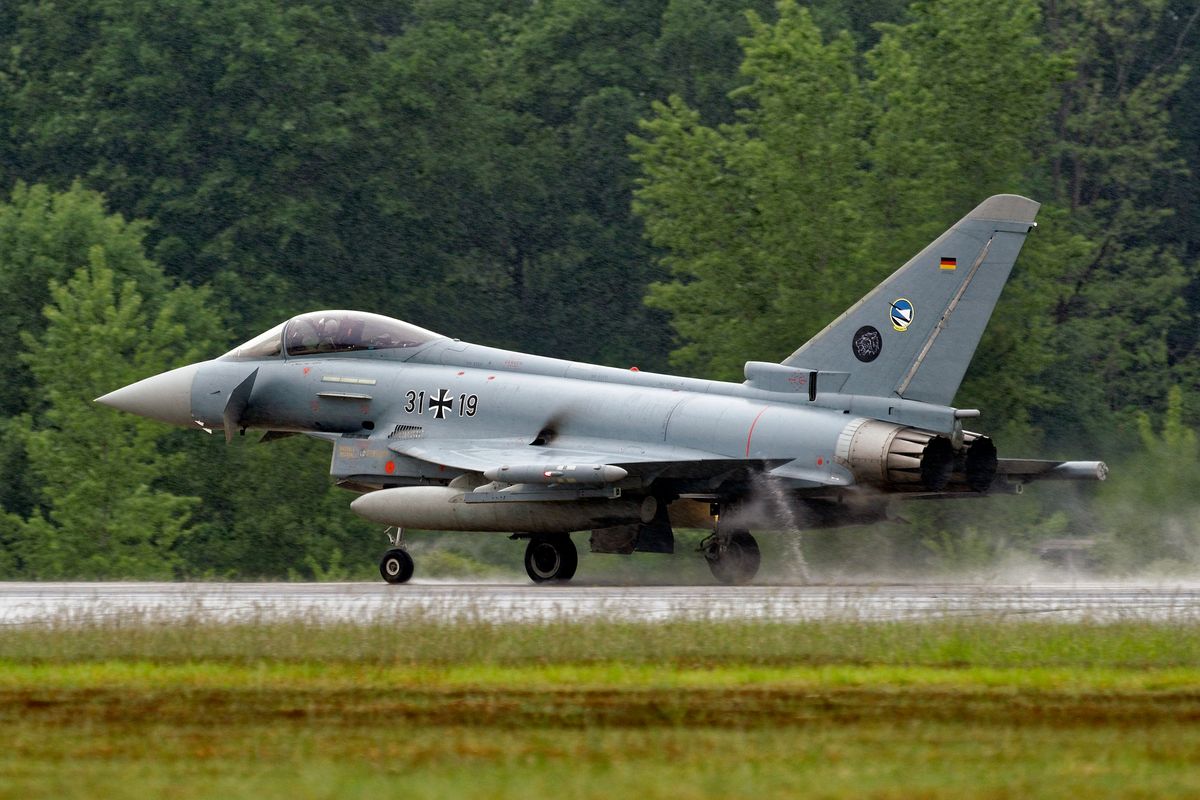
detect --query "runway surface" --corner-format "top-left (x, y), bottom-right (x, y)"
top-left (2, 580), bottom-right (1199, 625)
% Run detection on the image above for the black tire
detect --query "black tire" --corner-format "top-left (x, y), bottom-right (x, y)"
top-left (379, 548), bottom-right (414, 584)
top-left (706, 530), bottom-right (761, 585)
top-left (524, 535), bottom-right (578, 583)
top-left (557, 539), bottom-right (579, 581)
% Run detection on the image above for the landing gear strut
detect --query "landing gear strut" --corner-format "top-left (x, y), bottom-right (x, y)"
top-left (380, 526), bottom-right (414, 584)
top-left (700, 528), bottom-right (761, 585)
top-left (523, 534), bottom-right (578, 583)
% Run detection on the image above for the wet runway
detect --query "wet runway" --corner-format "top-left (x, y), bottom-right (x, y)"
top-left (2, 580), bottom-right (1199, 625)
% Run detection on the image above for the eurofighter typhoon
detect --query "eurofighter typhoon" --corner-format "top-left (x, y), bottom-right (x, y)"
top-left (97, 195), bottom-right (1106, 584)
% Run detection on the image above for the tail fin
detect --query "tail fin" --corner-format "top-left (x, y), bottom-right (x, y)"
top-left (782, 194), bottom-right (1039, 406)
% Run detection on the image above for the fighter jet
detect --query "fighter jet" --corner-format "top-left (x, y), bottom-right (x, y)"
top-left (97, 195), bottom-right (1106, 584)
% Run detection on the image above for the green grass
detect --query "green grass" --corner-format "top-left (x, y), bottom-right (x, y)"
top-left (8, 722), bottom-right (1197, 800)
top-left (4, 615), bottom-right (1200, 668)
top-left (3, 617), bottom-right (1200, 798)
top-left (4, 660), bottom-right (1200, 693)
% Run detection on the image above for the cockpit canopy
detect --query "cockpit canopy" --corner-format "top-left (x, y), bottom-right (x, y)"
top-left (221, 311), bottom-right (443, 360)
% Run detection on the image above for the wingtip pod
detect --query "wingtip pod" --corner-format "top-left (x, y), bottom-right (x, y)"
top-left (966, 194), bottom-right (1040, 224)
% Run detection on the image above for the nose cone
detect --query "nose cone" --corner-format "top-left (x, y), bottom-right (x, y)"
top-left (95, 363), bottom-right (200, 427)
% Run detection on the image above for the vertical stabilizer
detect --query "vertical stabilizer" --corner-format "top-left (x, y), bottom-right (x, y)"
top-left (781, 195), bottom-right (1039, 405)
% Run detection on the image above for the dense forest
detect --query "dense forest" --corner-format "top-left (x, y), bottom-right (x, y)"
top-left (0, 0), bottom-right (1198, 579)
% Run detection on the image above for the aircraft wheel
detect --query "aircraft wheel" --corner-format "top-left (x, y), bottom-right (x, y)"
top-left (380, 548), bottom-right (414, 584)
top-left (706, 530), bottom-right (761, 585)
top-left (524, 535), bottom-right (578, 583)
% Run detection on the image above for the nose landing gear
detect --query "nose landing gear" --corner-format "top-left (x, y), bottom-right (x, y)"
top-left (379, 527), bottom-right (414, 584)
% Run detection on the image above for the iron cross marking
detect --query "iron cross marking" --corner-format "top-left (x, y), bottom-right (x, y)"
top-left (428, 388), bottom-right (453, 419)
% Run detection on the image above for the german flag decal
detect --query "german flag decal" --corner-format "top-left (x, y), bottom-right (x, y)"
top-left (939, 257), bottom-right (957, 270)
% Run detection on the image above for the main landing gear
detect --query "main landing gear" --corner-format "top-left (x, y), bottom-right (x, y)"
top-left (521, 534), bottom-right (578, 583)
top-left (700, 528), bottom-right (761, 585)
top-left (380, 527), bottom-right (414, 584)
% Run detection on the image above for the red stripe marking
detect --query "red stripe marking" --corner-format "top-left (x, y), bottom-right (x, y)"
top-left (745, 407), bottom-right (769, 457)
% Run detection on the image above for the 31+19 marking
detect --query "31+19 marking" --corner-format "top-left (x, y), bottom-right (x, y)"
top-left (404, 389), bottom-right (479, 420)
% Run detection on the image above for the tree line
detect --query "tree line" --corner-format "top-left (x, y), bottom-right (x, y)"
top-left (0, 0), bottom-right (1197, 578)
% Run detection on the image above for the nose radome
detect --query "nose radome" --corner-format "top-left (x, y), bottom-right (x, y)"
top-left (95, 363), bottom-right (200, 427)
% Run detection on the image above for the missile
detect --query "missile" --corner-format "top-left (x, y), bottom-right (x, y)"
top-left (482, 464), bottom-right (628, 485)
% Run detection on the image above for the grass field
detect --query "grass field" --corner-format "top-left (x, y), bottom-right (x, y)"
top-left (3, 616), bottom-right (1200, 798)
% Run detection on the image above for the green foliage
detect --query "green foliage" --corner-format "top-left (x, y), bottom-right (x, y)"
top-left (295, 547), bottom-right (352, 582)
top-left (5, 0), bottom-right (376, 307)
top-left (0, 181), bottom-right (162, 414)
top-left (416, 547), bottom-right (500, 579)
top-left (0, 0), bottom-right (684, 368)
top-left (1095, 387), bottom-right (1200, 570)
top-left (655, 0), bottom-right (765, 125)
top-left (1019, 0), bottom-right (1194, 447)
top-left (863, 0), bottom-right (1065, 254)
top-left (634, 0), bottom-right (1064, 383)
top-left (0, 180), bottom-right (171, 516)
top-left (169, 435), bottom-right (382, 580)
top-left (14, 259), bottom-right (223, 578)
top-left (0, 181), bottom-right (228, 578)
top-left (634, 2), bottom-right (871, 377)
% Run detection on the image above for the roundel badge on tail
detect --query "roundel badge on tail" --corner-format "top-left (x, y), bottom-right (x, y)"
top-left (852, 326), bottom-right (882, 362)
top-left (890, 298), bottom-right (914, 332)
